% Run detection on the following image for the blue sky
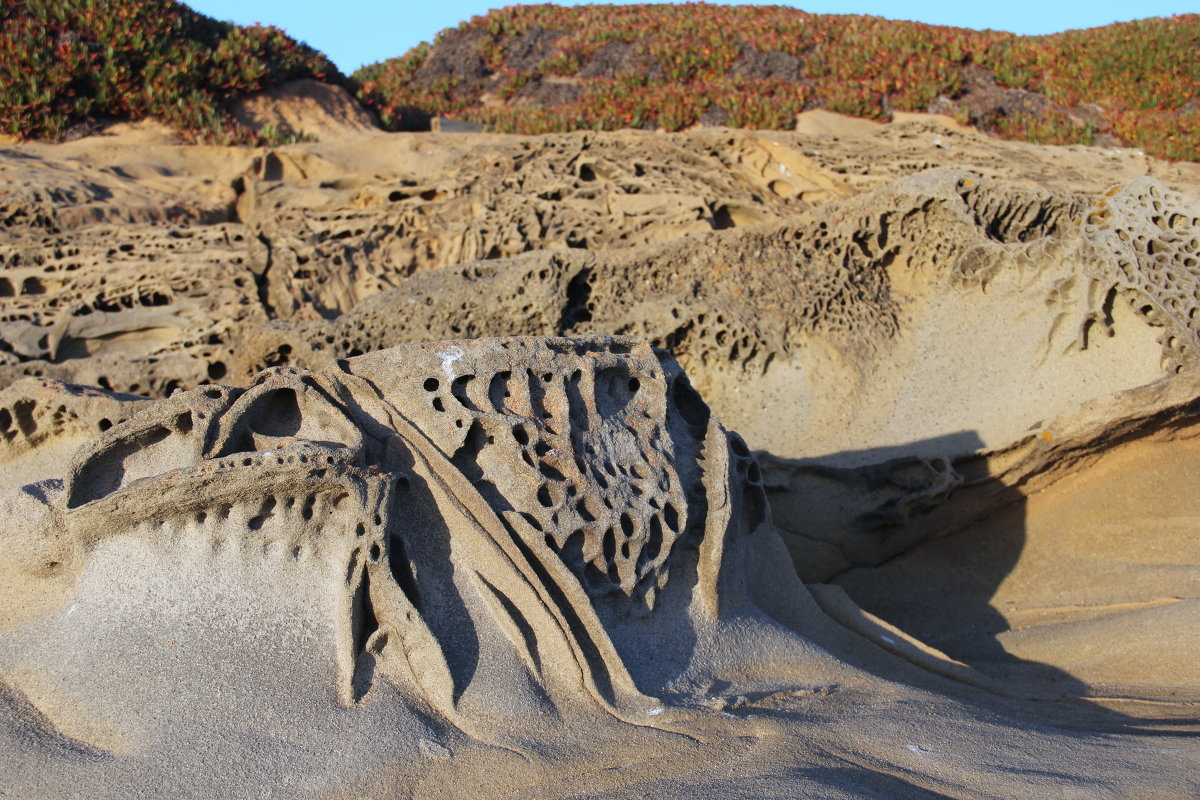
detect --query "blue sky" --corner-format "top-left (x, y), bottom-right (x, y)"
top-left (186, 1), bottom-right (1194, 75)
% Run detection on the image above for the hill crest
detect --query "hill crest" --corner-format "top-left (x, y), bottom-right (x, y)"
top-left (353, 4), bottom-right (1200, 160)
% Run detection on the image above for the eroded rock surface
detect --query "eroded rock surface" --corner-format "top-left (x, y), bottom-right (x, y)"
top-left (2, 125), bottom-right (1196, 405)
top-left (764, 367), bottom-right (1200, 714)
top-left (4, 130), bottom-right (1199, 469)
top-left (1, 125), bottom-right (1199, 798)
top-left (42, 167), bottom-right (1190, 466)
top-left (1, 337), bottom-right (1196, 799)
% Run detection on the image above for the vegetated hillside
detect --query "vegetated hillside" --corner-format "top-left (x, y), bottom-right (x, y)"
top-left (0, 0), bottom-right (343, 143)
top-left (353, 4), bottom-right (1200, 161)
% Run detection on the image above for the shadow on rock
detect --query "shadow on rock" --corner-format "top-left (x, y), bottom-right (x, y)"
top-left (759, 428), bottom-right (1200, 732)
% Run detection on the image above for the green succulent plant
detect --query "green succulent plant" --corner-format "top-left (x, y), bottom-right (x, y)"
top-left (351, 5), bottom-right (1200, 161)
top-left (1, 0), bottom-right (343, 144)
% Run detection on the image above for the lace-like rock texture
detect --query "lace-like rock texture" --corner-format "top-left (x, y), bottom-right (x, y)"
top-left (12, 337), bottom-right (772, 724)
top-left (409, 340), bottom-right (690, 608)
top-left (1082, 179), bottom-right (1200, 371)
top-left (3, 162), bottom-right (1198, 404)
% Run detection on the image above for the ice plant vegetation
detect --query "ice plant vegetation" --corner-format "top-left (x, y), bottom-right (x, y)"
top-left (0, 0), bottom-right (342, 144)
top-left (3, 2), bottom-right (1197, 160)
top-left (354, 5), bottom-right (1200, 160)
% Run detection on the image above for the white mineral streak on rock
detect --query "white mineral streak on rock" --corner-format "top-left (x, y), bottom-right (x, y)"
top-left (437, 345), bottom-right (463, 384)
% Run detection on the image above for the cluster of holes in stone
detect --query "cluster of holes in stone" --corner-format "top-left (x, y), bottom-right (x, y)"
top-left (0, 397), bottom-right (69, 442)
top-left (429, 359), bottom-right (684, 607)
top-left (958, 183), bottom-right (1076, 244)
top-left (1087, 186), bottom-right (1200, 373)
top-left (188, 488), bottom-right (358, 560)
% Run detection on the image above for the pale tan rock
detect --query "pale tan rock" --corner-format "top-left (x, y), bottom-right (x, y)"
top-left (1, 129), bottom-right (1197, 464)
top-left (230, 78), bottom-right (380, 141)
top-left (0, 337), bottom-right (1196, 797)
top-left (770, 366), bottom-right (1200, 716)
top-left (794, 109), bottom-right (884, 137)
top-left (888, 111), bottom-right (975, 133)
top-left (0, 126), bottom-right (1198, 797)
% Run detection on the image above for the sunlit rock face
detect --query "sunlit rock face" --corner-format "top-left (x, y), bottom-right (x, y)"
top-left (0, 337), bottom-right (1196, 799)
top-left (0, 338), bottom-right (825, 786)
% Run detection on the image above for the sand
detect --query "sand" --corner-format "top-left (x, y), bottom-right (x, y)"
top-left (0, 105), bottom-right (1198, 798)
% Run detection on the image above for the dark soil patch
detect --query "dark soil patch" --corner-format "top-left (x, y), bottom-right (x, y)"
top-left (514, 79), bottom-right (581, 107)
top-left (579, 41), bottom-right (661, 80)
top-left (731, 46), bottom-right (803, 82)
top-left (504, 26), bottom-right (567, 72)
top-left (413, 28), bottom-right (493, 86)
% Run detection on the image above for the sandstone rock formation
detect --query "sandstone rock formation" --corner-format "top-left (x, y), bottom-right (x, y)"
top-left (1, 122), bottom-right (1199, 798)
top-left (3, 126), bottom-right (1198, 461)
top-left (230, 79), bottom-right (381, 142)
top-left (1, 337), bottom-right (1196, 798)
top-left (766, 367), bottom-right (1200, 708)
